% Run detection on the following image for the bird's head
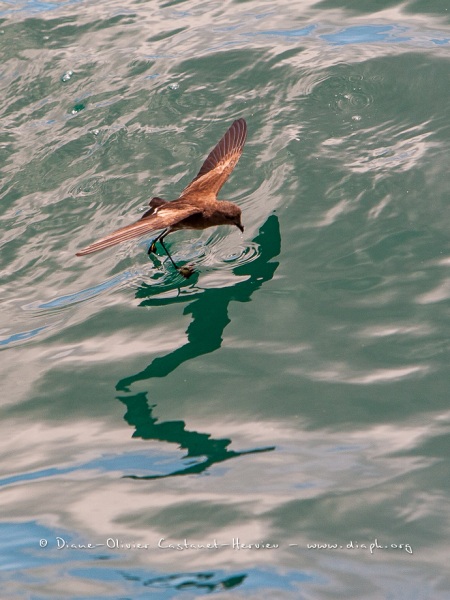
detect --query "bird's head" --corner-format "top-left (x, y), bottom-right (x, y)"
top-left (221, 202), bottom-right (244, 232)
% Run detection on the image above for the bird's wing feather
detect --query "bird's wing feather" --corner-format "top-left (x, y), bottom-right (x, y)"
top-left (140, 197), bottom-right (167, 220)
top-left (180, 118), bottom-right (247, 199)
top-left (76, 204), bottom-right (200, 256)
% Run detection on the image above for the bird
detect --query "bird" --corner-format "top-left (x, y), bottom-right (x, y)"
top-left (76, 118), bottom-right (247, 278)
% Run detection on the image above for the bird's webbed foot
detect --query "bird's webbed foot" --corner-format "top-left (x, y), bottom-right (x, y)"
top-left (148, 241), bottom-right (157, 255)
top-left (178, 264), bottom-right (195, 279)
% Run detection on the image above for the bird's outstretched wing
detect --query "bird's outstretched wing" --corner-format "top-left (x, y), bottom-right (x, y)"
top-left (180, 118), bottom-right (247, 199)
top-left (76, 204), bottom-right (200, 256)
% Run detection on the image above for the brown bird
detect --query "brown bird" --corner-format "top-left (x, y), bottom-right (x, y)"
top-left (76, 118), bottom-right (247, 278)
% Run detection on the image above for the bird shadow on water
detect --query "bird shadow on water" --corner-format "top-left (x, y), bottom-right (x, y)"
top-left (119, 570), bottom-right (247, 594)
top-left (115, 215), bottom-right (280, 480)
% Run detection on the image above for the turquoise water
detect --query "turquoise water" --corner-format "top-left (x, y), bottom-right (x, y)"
top-left (1, 0), bottom-right (450, 598)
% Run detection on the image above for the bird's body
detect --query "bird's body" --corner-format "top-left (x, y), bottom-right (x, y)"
top-left (76, 118), bottom-right (247, 276)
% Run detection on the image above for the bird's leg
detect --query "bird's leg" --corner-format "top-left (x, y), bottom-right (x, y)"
top-left (148, 228), bottom-right (169, 255)
top-left (149, 229), bottom-right (194, 279)
top-left (159, 237), bottom-right (195, 279)
top-left (159, 238), bottom-right (179, 270)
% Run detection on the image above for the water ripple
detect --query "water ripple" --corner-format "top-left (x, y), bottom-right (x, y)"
top-left (23, 271), bottom-right (138, 311)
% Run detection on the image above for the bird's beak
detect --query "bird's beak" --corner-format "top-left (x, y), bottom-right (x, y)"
top-left (236, 223), bottom-right (244, 233)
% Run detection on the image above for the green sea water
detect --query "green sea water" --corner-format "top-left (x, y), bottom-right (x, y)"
top-left (1, 0), bottom-right (449, 598)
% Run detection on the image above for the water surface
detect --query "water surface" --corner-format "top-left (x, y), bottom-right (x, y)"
top-left (1, 0), bottom-right (449, 598)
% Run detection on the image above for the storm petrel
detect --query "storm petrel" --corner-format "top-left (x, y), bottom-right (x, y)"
top-left (76, 118), bottom-right (247, 277)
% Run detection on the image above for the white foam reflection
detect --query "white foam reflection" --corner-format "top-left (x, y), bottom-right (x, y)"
top-left (416, 278), bottom-right (450, 304)
top-left (292, 363), bottom-right (428, 384)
